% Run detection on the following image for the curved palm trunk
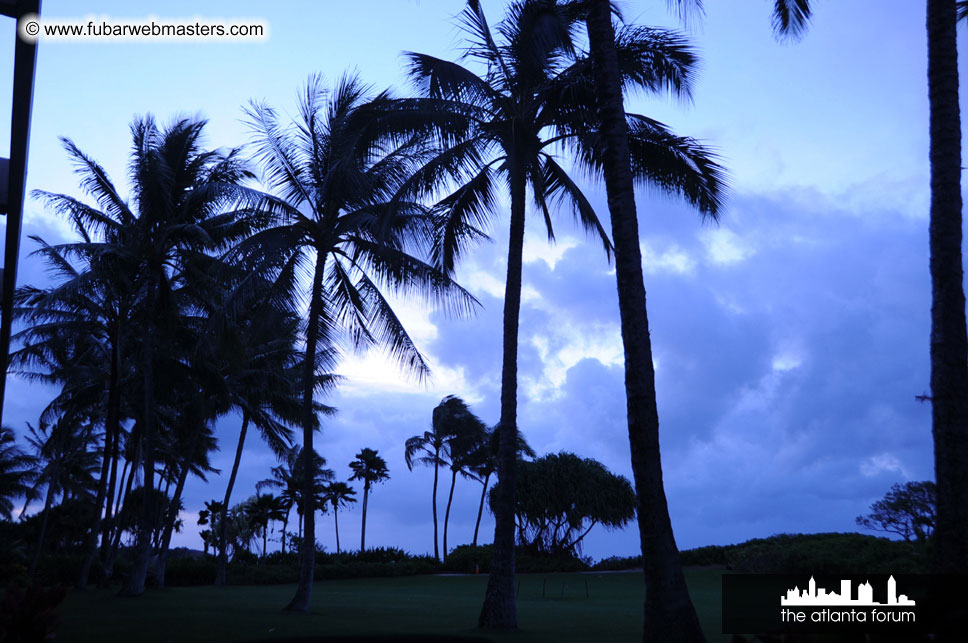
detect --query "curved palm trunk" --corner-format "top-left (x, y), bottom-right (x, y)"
top-left (479, 162), bottom-right (526, 629)
top-left (122, 277), bottom-right (158, 597)
top-left (28, 475), bottom-right (58, 580)
top-left (216, 412), bottom-right (250, 585)
top-left (79, 333), bottom-right (122, 589)
top-left (360, 483), bottom-right (369, 552)
top-left (443, 468), bottom-right (459, 562)
top-left (286, 254), bottom-right (326, 612)
top-left (334, 508), bottom-right (341, 554)
top-left (472, 472), bottom-right (490, 547)
top-left (927, 0), bottom-right (968, 576)
top-left (104, 443), bottom-right (139, 581)
top-left (585, 3), bottom-right (704, 640)
top-left (432, 452), bottom-right (440, 561)
top-left (155, 424), bottom-right (206, 587)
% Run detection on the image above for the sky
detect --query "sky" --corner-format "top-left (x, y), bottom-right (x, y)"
top-left (0, 0), bottom-right (956, 561)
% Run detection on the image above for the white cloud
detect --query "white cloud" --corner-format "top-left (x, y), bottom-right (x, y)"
top-left (860, 453), bottom-right (909, 479)
top-left (640, 239), bottom-right (696, 275)
top-left (700, 227), bottom-right (754, 266)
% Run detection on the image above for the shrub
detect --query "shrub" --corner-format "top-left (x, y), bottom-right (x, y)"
top-left (164, 557), bottom-right (218, 586)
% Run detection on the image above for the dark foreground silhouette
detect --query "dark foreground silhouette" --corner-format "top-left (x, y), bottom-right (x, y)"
top-left (243, 636), bottom-right (492, 643)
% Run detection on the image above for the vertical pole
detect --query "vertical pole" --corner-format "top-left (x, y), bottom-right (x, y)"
top-left (0, 0), bottom-right (42, 429)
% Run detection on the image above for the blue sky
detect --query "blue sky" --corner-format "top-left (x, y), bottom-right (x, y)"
top-left (0, 0), bottom-right (954, 560)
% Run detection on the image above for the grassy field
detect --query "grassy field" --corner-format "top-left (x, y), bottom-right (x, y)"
top-left (54, 568), bottom-right (727, 643)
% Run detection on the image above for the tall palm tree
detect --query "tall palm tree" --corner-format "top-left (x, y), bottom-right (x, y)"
top-left (348, 447), bottom-right (390, 552)
top-left (394, 1), bottom-right (723, 627)
top-left (433, 396), bottom-right (487, 562)
top-left (321, 481), bottom-right (357, 555)
top-left (32, 116), bottom-right (255, 596)
top-left (238, 74), bottom-right (475, 611)
top-left (405, 418), bottom-right (451, 561)
top-left (579, 0), bottom-right (798, 639)
top-left (0, 426), bottom-right (35, 521)
top-left (927, 0), bottom-right (968, 575)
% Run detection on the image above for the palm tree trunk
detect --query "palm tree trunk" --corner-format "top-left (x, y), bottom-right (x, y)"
top-left (122, 276), bottom-right (158, 597)
top-left (479, 161), bottom-right (526, 629)
top-left (216, 411), bottom-right (250, 586)
top-left (104, 444), bottom-right (139, 581)
top-left (263, 525), bottom-right (268, 558)
top-left (927, 0), bottom-right (968, 576)
top-left (432, 452), bottom-right (440, 561)
top-left (101, 331), bottom-right (124, 559)
top-left (155, 424), bottom-right (205, 588)
top-left (443, 469), bottom-right (458, 563)
top-left (286, 253), bottom-right (326, 612)
top-left (79, 334), bottom-right (121, 589)
top-left (360, 485), bottom-right (369, 552)
top-left (472, 472), bottom-right (490, 547)
top-left (28, 476), bottom-right (58, 580)
top-left (585, 3), bottom-right (704, 640)
top-left (282, 511), bottom-right (290, 554)
top-left (334, 508), bottom-right (340, 554)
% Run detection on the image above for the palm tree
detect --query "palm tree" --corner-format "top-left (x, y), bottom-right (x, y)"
top-left (258, 445), bottom-right (334, 554)
top-left (433, 396), bottom-right (487, 562)
top-left (0, 426), bottom-right (35, 521)
top-left (394, 1), bottom-right (723, 627)
top-left (23, 417), bottom-right (99, 578)
top-left (32, 116), bottom-right (255, 596)
top-left (405, 418), bottom-right (451, 561)
top-left (469, 425), bottom-right (535, 547)
top-left (348, 448), bottom-right (390, 552)
top-left (926, 0), bottom-right (968, 575)
top-left (321, 481), bottom-right (357, 555)
top-left (238, 74), bottom-right (475, 611)
top-left (13, 229), bottom-right (136, 589)
top-left (197, 499), bottom-right (224, 555)
top-left (246, 493), bottom-right (287, 558)
top-left (579, 0), bottom-right (799, 639)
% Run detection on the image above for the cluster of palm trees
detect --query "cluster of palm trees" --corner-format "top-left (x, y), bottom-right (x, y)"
top-left (3, 0), bottom-right (966, 640)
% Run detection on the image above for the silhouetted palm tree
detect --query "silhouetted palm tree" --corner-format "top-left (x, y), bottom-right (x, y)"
top-left (258, 445), bottom-right (334, 553)
top-left (0, 426), bottom-right (35, 521)
top-left (434, 396), bottom-right (487, 562)
top-left (469, 425), bottom-right (535, 547)
top-left (924, 0), bottom-right (968, 576)
top-left (348, 448), bottom-right (390, 552)
top-left (580, 0), bottom-right (797, 639)
top-left (246, 493), bottom-right (287, 558)
top-left (238, 73), bottom-right (476, 611)
top-left (405, 417), bottom-right (451, 561)
top-left (396, 0), bottom-right (723, 627)
top-left (32, 116), bottom-right (255, 596)
top-left (321, 481), bottom-right (357, 554)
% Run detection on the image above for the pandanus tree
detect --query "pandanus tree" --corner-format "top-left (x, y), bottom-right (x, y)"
top-left (391, 0), bottom-right (724, 627)
top-left (237, 73), bottom-right (476, 611)
top-left (348, 447), bottom-right (390, 552)
top-left (29, 116), bottom-right (256, 596)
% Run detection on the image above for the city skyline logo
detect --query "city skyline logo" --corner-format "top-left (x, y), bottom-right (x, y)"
top-left (781, 575), bottom-right (916, 607)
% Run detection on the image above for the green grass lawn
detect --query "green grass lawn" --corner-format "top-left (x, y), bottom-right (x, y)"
top-left (56, 568), bottom-right (729, 643)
